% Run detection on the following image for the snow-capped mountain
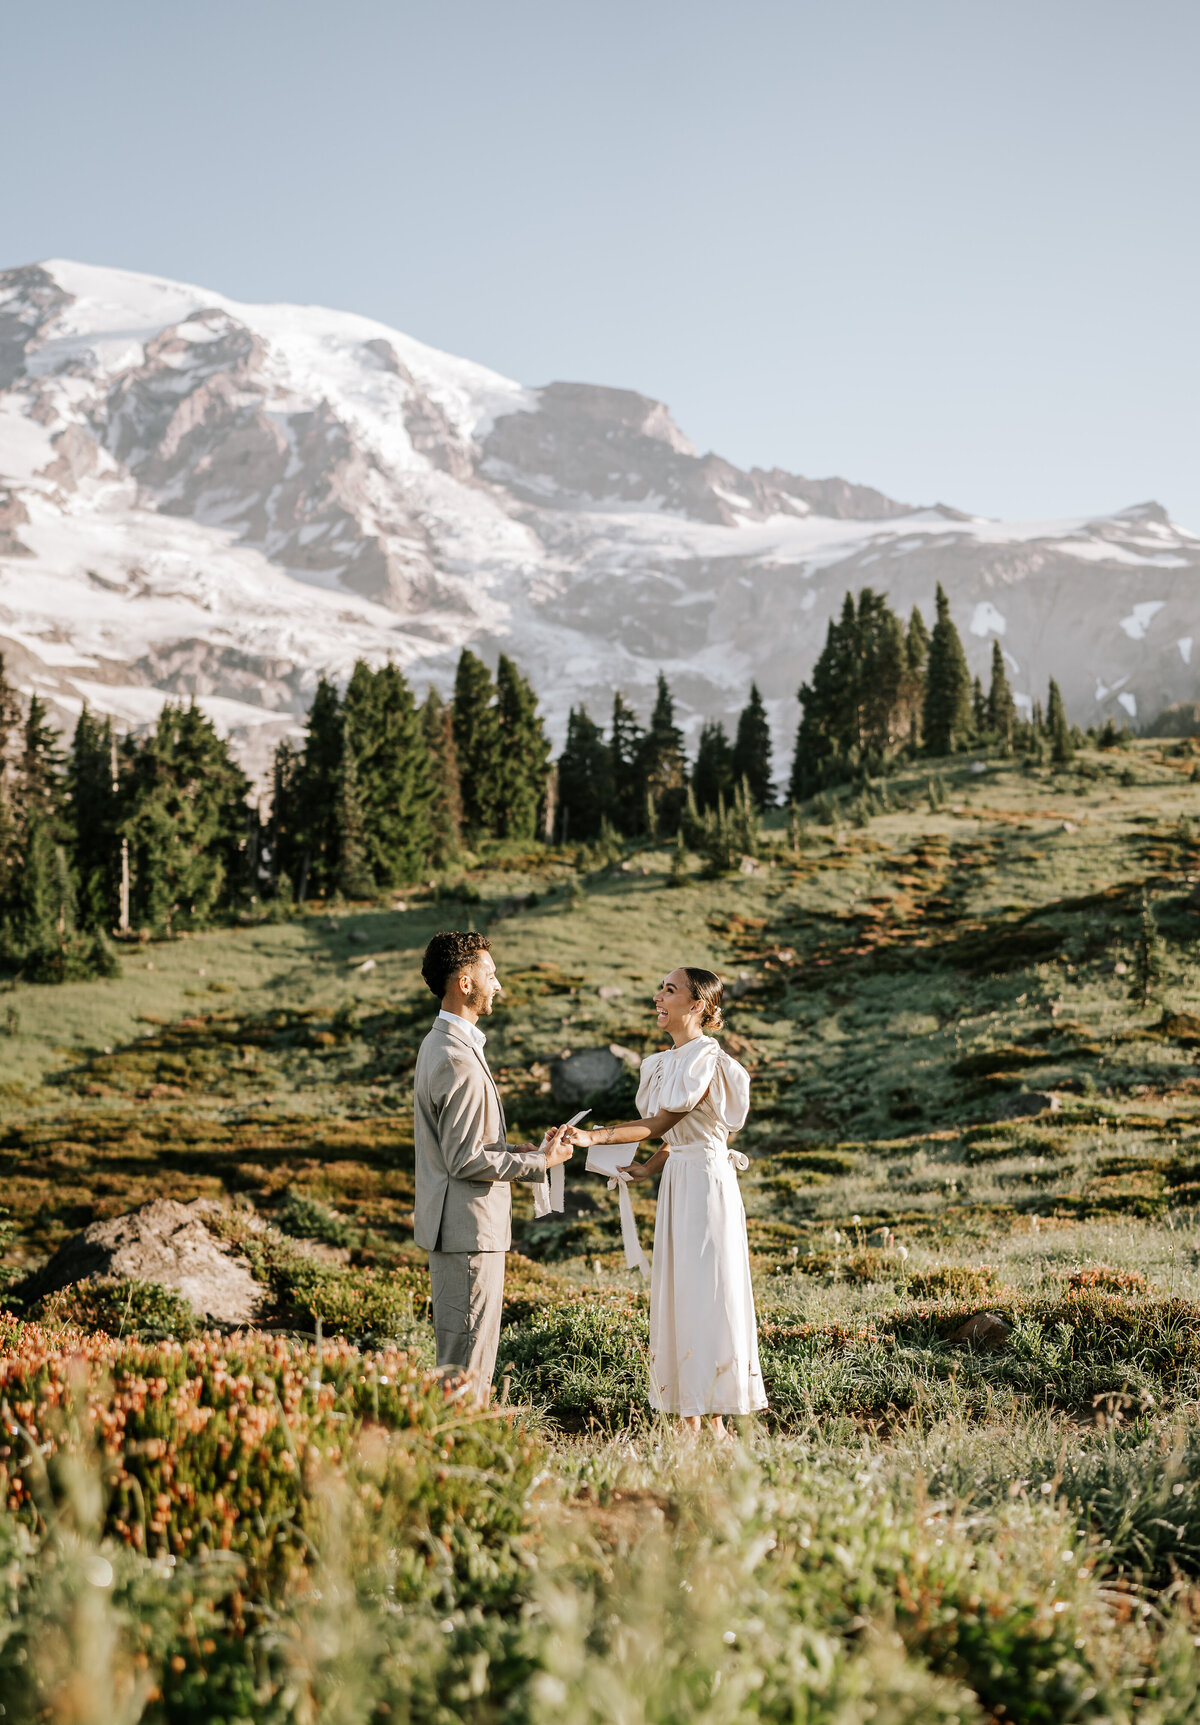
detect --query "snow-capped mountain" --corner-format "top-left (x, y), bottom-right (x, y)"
top-left (2, 258), bottom-right (1198, 780)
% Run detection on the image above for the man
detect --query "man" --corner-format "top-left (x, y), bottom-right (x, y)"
top-left (414, 929), bottom-right (573, 1395)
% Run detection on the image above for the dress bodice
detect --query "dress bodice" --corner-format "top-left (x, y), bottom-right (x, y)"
top-left (635, 1036), bottom-right (751, 1149)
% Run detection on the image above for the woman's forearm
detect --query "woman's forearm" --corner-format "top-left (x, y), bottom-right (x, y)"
top-left (589, 1118), bottom-right (657, 1145)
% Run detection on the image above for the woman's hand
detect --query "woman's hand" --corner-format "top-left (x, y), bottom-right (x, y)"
top-left (621, 1149), bottom-right (668, 1182)
top-left (561, 1124), bottom-right (593, 1147)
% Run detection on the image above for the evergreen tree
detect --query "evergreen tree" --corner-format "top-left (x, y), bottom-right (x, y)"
top-left (17, 693), bottom-right (67, 838)
top-left (495, 654), bottom-right (551, 841)
top-left (344, 660), bottom-right (434, 886)
top-left (731, 683), bottom-right (774, 808)
top-left (637, 672), bottom-right (688, 832)
top-left (293, 676), bottom-right (344, 898)
top-left (692, 720), bottom-right (733, 813)
top-left (922, 584), bottom-right (972, 755)
top-left (557, 705), bottom-right (611, 842)
top-left (904, 607), bottom-right (930, 746)
top-left (986, 640), bottom-right (1016, 750)
top-left (608, 692), bottom-right (645, 836)
top-left (422, 688), bottom-right (462, 865)
top-left (1047, 678), bottom-right (1073, 765)
top-left (1131, 887), bottom-right (1166, 1006)
top-left (452, 649), bottom-right (502, 839)
top-left (269, 738), bottom-right (303, 899)
top-left (68, 707), bottom-right (120, 932)
top-left (123, 703), bottom-right (250, 933)
top-left (334, 739), bottom-right (374, 899)
top-left (789, 587), bottom-right (913, 797)
top-left (971, 675), bottom-right (987, 738)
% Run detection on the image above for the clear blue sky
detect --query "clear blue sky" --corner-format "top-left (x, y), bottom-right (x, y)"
top-left (6, 1), bottom-right (1198, 527)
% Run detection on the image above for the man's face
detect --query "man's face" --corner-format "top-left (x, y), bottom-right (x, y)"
top-left (462, 950), bottom-right (502, 1016)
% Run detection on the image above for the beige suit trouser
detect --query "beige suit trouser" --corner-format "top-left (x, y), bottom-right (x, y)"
top-left (428, 1249), bottom-right (505, 1392)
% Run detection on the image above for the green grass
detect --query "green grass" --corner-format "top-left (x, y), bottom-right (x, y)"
top-left (4, 741), bottom-right (1200, 1719)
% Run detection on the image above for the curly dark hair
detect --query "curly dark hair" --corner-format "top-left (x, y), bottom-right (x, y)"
top-left (421, 930), bottom-right (492, 1001)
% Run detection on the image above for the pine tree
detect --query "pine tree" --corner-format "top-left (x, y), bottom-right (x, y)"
top-left (986, 641), bottom-right (1016, 750)
top-left (68, 707), bottom-right (120, 933)
top-left (692, 720), bottom-right (733, 813)
top-left (637, 672), bottom-right (688, 833)
top-left (17, 693), bottom-right (68, 838)
top-left (922, 584), bottom-right (972, 755)
top-left (269, 738), bottom-right (303, 899)
top-left (904, 607), bottom-right (930, 746)
top-left (452, 649), bottom-right (502, 839)
top-left (422, 688), bottom-right (462, 865)
top-left (495, 654), bottom-right (551, 841)
top-left (334, 740), bottom-right (375, 899)
top-left (1047, 678), bottom-right (1073, 765)
top-left (971, 675), bottom-right (987, 738)
top-left (293, 676), bottom-right (344, 898)
top-left (557, 705), bottom-right (611, 842)
top-left (608, 692), bottom-right (645, 836)
top-left (731, 682), bottom-right (775, 808)
top-left (123, 703), bottom-right (251, 933)
top-left (1131, 886), bottom-right (1165, 1006)
top-left (343, 660), bottom-right (434, 886)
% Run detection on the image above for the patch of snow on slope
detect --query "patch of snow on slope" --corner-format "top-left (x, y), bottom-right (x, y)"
top-left (1120, 602), bottom-right (1166, 640)
top-left (970, 601), bottom-right (1006, 637)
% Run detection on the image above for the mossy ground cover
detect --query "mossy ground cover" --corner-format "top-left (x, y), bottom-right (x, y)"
top-left (2, 743), bottom-right (1200, 1718)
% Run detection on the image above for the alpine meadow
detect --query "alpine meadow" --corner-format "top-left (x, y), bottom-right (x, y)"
top-left (1, 591), bottom-right (1200, 1720)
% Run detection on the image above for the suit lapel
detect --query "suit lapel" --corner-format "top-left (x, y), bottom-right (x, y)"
top-left (435, 1018), bottom-right (506, 1139)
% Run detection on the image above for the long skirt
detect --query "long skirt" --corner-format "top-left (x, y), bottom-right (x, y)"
top-left (648, 1143), bottom-right (767, 1417)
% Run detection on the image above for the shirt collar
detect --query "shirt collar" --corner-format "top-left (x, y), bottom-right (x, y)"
top-left (438, 1008), bottom-right (487, 1049)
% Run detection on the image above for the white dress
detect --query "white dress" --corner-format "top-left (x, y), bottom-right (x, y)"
top-left (636, 1036), bottom-right (767, 1417)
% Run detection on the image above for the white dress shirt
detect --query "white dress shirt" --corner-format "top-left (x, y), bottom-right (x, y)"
top-left (438, 1008), bottom-right (487, 1050)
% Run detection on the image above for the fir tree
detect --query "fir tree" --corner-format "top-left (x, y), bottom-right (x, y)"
top-left (1131, 887), bottom-right (1166, 1006)
top-left (608, 692), bottom-right (645, 836)
top-left (1047, 678), bottom-right (1073, 765)
top-left (495, 654), bottom-right (551, 841)
top-left (731, 682), bottom-right (775, 808)
top-left (123, 703), bottom-right (251, 933)
top-left (986, 641), bottom-right (1016, 750)
top-left (343, 660), bottom-right (434, 886)
top-left (334, 740), bottom-right (375, 899)
top-left (922, 584), bottom-right (972, 755)
top-left (637, 672), bottom-right (688, 832)
top-left (294, 676), bottom-right (345, 898)
top-left (971, 675), bottom-right (987, 738)
top-left (904, 606), bottom-right (930, 746)
top-left (269, 738), bottom-right (303, 899)
top-left (17, 693), bottom-right (67, 838)
top-left (556, 705), bottom-right (611, 842)
top-left (452, 649), bottom-right (502, 839)
top-left (422, 688), bottom-right (462, 865)
top-left (692, 720), bottom-right (733, 813)
top-left (68, 707), bottom-right (119, 933)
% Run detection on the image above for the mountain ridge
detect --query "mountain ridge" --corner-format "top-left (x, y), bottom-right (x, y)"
top-left (1, 257), bottom-right (1197, 781)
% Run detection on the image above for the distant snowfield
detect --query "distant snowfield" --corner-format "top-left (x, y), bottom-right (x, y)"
top-left (1, 258), bottom-right (1198, 781)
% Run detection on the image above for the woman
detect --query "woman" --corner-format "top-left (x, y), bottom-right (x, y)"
top-left (566, 967), bottom-right (766, 1434)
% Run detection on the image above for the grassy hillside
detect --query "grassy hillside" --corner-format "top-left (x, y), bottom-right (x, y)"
top-left (2, 739), bottom-right (1200, 1720)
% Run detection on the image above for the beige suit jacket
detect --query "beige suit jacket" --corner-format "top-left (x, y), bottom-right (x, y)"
top-left (413, 1015), bottom-right (547, 1253)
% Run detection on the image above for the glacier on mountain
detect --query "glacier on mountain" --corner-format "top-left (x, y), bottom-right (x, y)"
top-left (1, 257), bottom-right (1199, 781)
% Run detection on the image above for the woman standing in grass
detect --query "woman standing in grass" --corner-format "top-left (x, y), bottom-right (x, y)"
top-left (565, 967), bottom-right (766, 1434)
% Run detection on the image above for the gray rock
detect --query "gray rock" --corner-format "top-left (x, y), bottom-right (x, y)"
top-left (550, 1046), bottom-right (626, 1108)
top-left (13, 1199), bottom-right (266, 1327)
top-left (991, 1090), bottom-right (1061, 1121)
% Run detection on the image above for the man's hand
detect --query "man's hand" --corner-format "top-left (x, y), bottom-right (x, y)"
top-left (543, 1125), bottom-right (575, 1169)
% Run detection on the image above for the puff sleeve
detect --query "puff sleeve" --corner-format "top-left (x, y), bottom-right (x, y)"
top-left (640, 1037), bottom-right (751, 1130)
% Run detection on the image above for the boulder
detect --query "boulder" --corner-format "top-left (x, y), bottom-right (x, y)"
top-left (550, 1046), bottom-right (626, 1108)
top-left (948, 1311), bottom-right (1011, 1350)
top-left (12, 1199), bottom-right (267, 1326)
top-left (991, 1090), bottom-right (1061, 1121)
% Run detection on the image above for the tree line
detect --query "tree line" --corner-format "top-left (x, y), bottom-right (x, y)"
top-left (786, 581), bottom-right (1084, 797)
top-left (0, 585), bottom-right (1105, 973)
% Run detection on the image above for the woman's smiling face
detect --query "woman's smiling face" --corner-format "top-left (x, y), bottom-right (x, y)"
top-left (653, 968), bottom-right (703, 1041)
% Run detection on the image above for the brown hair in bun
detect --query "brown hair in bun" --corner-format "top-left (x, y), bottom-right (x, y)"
top-left (683, 966), bottom-right (724, 1032)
